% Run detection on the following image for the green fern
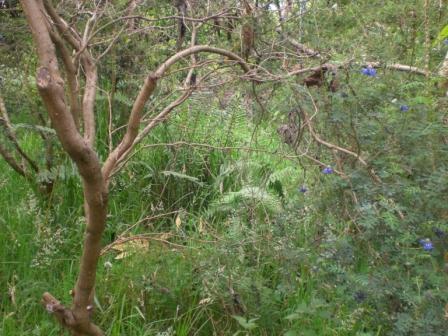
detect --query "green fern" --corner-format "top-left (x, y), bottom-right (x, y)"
top-left (113, 91), bottom-right (134, 107)
top-left (209, 186), bottom-right (282, 215)
top-left (268, 166), bottom-right (300, 185)
top-left (160, 170), bottom-right (204, 186)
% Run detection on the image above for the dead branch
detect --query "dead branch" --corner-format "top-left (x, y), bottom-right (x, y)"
top-left (287, 61), bottom-right (428, 78)
top-left (367, 62), bottom-right (428, 76)
top-left (43, 1), bottom-right (82, 51)
top-left (285, 35), bottom-right (321, 58)
top-left (44, 0), bottom-right (98, 146)
top-left (0, 142), bottom-right (28, 178)
top-left (301, 97), bottom-right (381, 184)
top-left (100, 233), bottom-right (184, 256)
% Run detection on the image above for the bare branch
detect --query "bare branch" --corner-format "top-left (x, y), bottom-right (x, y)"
top-left (287, 62), bottom-right (428, 78)
top-left (43, 0), bottom-right (82, 51)
top-left (48, 29), bottom-right (81, 128)
top-left (90, 9), bottom-right (234, 41)
top-left (20, 2), bottom-right (107, 334)
top-left (42, 292), bottom-right (103, 336)
top-left (0, 95), bottom-right (39, 172)
top-left (301, 100), bottom-right (381, 184)
top-left (110, 89), bottom-right (193, 177)
top-left (96, 26), bottom-right (126, 60)
top-left (81, 57), bottom-right (98, 146)
top-left (44, 0), bottom-right (99, 146)
top-left (285, 35), bottom-right (321, 58)
top-left (367, 62), bottom-right (428, 76)
top-left (102, 45), bottom-right (251, 182)
top-left (0, 142), bottom-right (28, 178)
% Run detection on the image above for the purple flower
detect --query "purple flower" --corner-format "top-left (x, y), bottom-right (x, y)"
top-left (361, 66), bottom-right (377, 77)
top-left (419, 239), bottom-right (434, 251)
top-left (423, 241), bottom-right (434, 251)
top-left (400, 105), bottom-right (409, 112)
top-left (299, 185), bottom-right (308, 193)
top-left (322, 166), bottom-right (333, 174)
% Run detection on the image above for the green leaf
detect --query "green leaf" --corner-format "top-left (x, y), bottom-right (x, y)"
top-left (410, 96), bottom-right (432, 105)
top-left (293, 302), bottom-right (310, 314)
top-left (317, 310), bottom-right (331, 319)
top-left (161, 170), bottom-right (203, 185)
top-left (232, 315), bottom-right (258, 330)
top-left (284, 313), bottom-right (300, 321)
top-left (209, 186), bottom-right (282, 214)
top-left (14, 123), bottom-right (56, 135)
top-left (433, 24), bottom-right (448, 46)
top-left (284, 330), bottom-right (299, 336)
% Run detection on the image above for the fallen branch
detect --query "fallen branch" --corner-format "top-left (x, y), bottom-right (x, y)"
top-left (367, 62), bottom-right (428, 76)
top-left (287, 61), bottom-right (428, 77)
top-left (285, 35), bottom-right (321, 58)
top-left (100, 234), bottom-right (184, 256)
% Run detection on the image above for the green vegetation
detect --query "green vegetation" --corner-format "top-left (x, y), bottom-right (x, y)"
top-left (1, 0), bottom-right (448, 335)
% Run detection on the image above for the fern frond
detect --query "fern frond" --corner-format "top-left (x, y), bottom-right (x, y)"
top-left (209, 186), bottom-right (282, 215)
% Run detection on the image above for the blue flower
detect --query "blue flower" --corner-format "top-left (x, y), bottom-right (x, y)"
top-left (400, 105), bottom-right (409, 112)
top-left (444, 39), bottom-right (448, 46)
top-left (419, 238), bottom-right (434, 251)
top-left (299, 185), bottom-right (308, 193)
top-left (361, 66), bottom-right (377, 77)
top-left (423, 241), bottom-right (434, 251)
top-left (322, 166), bottom-right (333, 174)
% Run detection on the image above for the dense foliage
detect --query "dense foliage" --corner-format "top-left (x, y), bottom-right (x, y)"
top-left (1, 0), bottom-right (448, 335)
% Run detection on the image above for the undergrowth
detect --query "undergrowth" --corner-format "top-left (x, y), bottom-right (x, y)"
top-left (2, 0), bottom-right (448, 335)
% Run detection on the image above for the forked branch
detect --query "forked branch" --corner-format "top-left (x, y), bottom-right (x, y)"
top-left (102, 45), bottom-right (251, 182)
top-left (21, 1), bottom-right (107, 335)
top-left (300, 103), bottom-right (381, 183)
top-left (0, 95), bottom-right (39, 173)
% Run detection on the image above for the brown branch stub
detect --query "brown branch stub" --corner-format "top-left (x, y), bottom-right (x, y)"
top-left (36, 67), bottom-right (51, 89)
top-left (42, 292), bottom-right (76, 329)
top-left (42, 292), bottom-right (104, 336)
